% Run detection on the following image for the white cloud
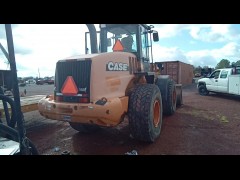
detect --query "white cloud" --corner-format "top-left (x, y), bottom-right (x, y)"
top-left (187, 42), bottom-right (240, 61)
top-left (0, 25), bottom-right (6, 39)
top-left (0, 46), bottom-right (10, 70)
top-left (0, 60), bottom-right (10, 70)
top-left (152, 44), bottom-right (188, 63)
top-left (153, 24), bottom-right (240, 43)
top-left (2, 24), bottom-right (240, 77)
top-left (188, 24), bottom-right (240, 43)
top-left (148, 24), bottom-right (240, 68)
top-left (152, 42), bottom-right (240, 68)
top-left (153, 24), bottom-right (186, 38)
top-left (1, 24), bottom-right (101, 77)
top-left (11, 24), bottom-right (90, 77)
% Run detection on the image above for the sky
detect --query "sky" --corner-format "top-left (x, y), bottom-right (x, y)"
top-left (0, 24), bottom-right (240, 77)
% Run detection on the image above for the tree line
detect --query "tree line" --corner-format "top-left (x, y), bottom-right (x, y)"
top-left (215, 59), bottom-right (240, 69)
top-left (194, 59), bottom-right (240, 74)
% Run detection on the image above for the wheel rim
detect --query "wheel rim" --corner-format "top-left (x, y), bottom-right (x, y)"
top-left (153, 100), bottom-right (160, 127)
top-left (200, 87), bottom-right (205, 95)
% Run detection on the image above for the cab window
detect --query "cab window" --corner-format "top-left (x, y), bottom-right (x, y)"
top-left (210, 70), bottom-right (220, 78)
top-left (220, 70), bottom-right (228, 78)
top-left (236, 69), bottom-right (240, 74)
top-left (105, 26), bottom-right (137, 53)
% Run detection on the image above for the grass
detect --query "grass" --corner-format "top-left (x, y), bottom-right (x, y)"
top-left (220, 116), bottom-right (229, 123)
top-left (178, 107), bottom-right (228, 123)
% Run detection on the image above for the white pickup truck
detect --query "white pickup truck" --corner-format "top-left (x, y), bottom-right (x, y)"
top-left (197, 67), bottom-right (240, 96)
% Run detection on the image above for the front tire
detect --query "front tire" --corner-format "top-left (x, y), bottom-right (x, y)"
top-left (198, 85), bottom-right (209, 96)
top-left (128, 84), bottom-right (163, 143)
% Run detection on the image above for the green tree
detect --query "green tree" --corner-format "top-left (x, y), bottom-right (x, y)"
top-left (215, 59), bottom-right (230, 69)
top-left (235, 60), bottom-right (240, 66)
top-left (193, 66), bottom-right (202, 74)
top-left (203, 65), bottom-right (209, 70)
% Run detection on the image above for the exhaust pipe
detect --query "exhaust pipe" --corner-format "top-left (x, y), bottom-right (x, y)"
top-left (86, 24), bottom-right (98, 53)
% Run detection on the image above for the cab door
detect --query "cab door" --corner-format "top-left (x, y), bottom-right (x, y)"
top-left (217, 70), bottom-right (229, 93)
top-left (206, 70), bottom-right (220, 91)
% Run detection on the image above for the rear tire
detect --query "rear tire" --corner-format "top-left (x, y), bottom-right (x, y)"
top-left (198, 85), bottom-right (209, 96)
top-left (128, 84), bottom-right (163, 143)
top-left (176, 87), bottom-right (183, 107)
top-left (69, 122), bottom-right (100, 133)
top-left (156, 79), bottom-right (177, 115)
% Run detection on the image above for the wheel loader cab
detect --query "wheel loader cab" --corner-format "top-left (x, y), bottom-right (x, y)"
top-left (99, 24), bottom-right (158, 73)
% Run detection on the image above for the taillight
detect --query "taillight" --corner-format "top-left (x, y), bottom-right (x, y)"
top-left (80, 98), bottom-right (88, 103)
top-left (79, 93), bottom-right (89, 103)
top-left (55, 94), bottom-right (89, 103)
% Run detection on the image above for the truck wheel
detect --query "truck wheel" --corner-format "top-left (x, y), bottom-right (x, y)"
top-left (176, 88), bottom-right (183, 107)
top-left (69, 122), bottom-right (100, 133)
top-left (156, 79), bottom-right (177, 115)
top-left (165, 80), bottom-right (177, 115)
top-left (128, 84), bottom-right (163, 143)
top-left (198, 85), bottom-right (209, 96)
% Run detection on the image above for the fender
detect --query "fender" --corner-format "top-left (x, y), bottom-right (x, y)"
top-left (155, 75), bottom-right (170, 102)
top-left (197, 81), bottom-right (207, 89)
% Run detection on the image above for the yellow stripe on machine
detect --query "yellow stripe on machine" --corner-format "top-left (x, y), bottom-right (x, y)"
top-left (0, 95), bottom-right (45, 118)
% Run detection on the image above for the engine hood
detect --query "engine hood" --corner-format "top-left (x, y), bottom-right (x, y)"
top-left (62, 53), bottom-right (101, 60)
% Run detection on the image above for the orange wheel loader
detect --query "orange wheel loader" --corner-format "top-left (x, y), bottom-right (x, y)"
top-left (38, 24), bottom-right (182, 142)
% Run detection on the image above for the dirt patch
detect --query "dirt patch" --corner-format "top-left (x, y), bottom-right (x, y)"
top-left (25, 83), bottom-right (240, 155)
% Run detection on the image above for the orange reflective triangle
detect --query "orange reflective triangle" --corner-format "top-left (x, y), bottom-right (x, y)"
top-left (61, 76), bottom-right (78, 95)
top-left (112, 40), bottom-right (124, 52)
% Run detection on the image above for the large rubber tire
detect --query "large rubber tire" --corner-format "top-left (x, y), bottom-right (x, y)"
top-left (176, 88), bottom-right (183, 107)
top-left (69, 122), bottom-right (100, 133)
top-left (0, 94), bottom-right (17, 128)
top-left (156, 79), bottom-right (177, 115)
top-left (198, 85), bottom-right (209, 96)
top-left (128, 84), bottom-right (163, 143)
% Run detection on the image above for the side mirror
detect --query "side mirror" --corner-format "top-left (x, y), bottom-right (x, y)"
top-left (153, 32), bottom-right (159, 42)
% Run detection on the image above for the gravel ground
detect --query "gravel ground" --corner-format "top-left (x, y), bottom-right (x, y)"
top-left (20, 83), bottom-right (240, 155)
